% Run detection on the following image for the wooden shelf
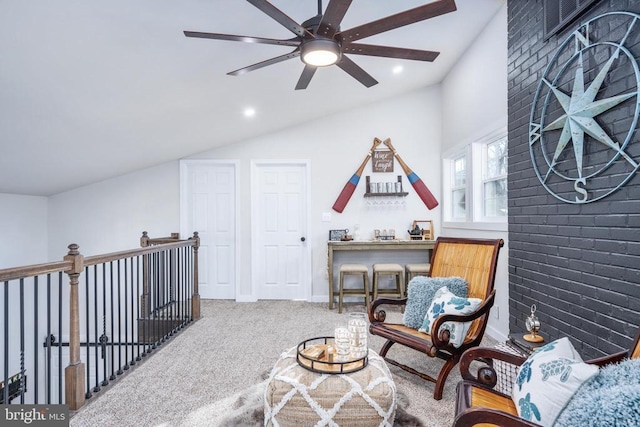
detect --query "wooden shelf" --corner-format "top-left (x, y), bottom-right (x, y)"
top-left (365, 175), bottom-right (406, 197)
top-left (364, 192), bottom-right (408, 197)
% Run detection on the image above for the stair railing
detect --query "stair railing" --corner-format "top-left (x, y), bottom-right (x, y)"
top-left (0, 231), bottom-right (200, 410)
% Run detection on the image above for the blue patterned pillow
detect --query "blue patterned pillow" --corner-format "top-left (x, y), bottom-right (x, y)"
top-left (402, 276), bottom-right (468, 329)
top-left (418, 286), bottom-right (482, 348)
top-left (511, 337), bottom-right (599, 427)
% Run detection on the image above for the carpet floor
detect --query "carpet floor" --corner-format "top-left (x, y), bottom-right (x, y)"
top-left (70, 299), bottom-right (497, 426)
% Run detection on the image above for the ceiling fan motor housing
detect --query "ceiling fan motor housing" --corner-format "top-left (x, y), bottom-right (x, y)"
top-left (301, 38), bottom-right (342, 66)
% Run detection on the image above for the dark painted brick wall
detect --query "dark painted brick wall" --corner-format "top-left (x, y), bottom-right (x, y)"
top-left (508, 0), bottom-right (640, 358)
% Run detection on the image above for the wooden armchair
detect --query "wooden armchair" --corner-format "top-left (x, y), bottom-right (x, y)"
top-left (453, 328), bottom-right (640, 426)
top-left (368, 237), bottom-right (504, 400)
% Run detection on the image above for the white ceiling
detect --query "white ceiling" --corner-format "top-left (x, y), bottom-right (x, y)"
top-left (0, 0), bottom-right (504, 196)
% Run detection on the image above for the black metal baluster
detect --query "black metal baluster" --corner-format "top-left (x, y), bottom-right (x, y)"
top-left (46, 274), bottom-right (51, 404)
top-left (3, 280), bottom-right (9, 405)
top-left (109, 262), bottom-right (116, 380)
top-left (129, 257), bottom-right (135, 366)
top-left (188, 247), bottom-right (193, 321)
top-left (176, 248), bottom-right (182, 328)
top-left (34, 276), bottom-right (39, 403)
top-left (117, 260), bottom-right (123, 375)
top-left (92, 266), bottom-right (100, 393)
top-left (151, 252), bottom-right (157, 350)
top-left (123, 259), bottom-right (129, 370)
top-left (140, 253), bottom-right (148, 358)
top-left (101, 264), bottom-right (108, 387)
top-left (19, 278), bottom-right (25, 404)
top-left (57, 272), bottom-right (62, 404)
top-left (171, 248), bottom-right (176, 334)
top-left (135, 256), bottom-right (142, 362)
top-left (84, 267), bottom-right (92, 399)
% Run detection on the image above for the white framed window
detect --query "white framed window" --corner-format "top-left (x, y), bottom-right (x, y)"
top-left (443, 129), bottom-right (507, 230)
top-left (451, 153), bottom-right (468, 220)
top-left (481, 136), bottom-right (508, 219)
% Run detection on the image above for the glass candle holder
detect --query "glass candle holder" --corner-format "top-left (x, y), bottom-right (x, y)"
top-left (347, 312), bottom-right (368, 358)
top-left (334, 326), bottom-right (351, 362)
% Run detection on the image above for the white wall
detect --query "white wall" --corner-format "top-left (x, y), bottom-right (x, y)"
top-left (15, 4), bottom-right (509, 339)
top-left (441, 3), bottom-right (509, 341)
top-left (0, 193), bottom-right (48, 268)
top-left (48, 161), bottom-right (180, 258)
top-left (190, 86), bottom-right (443, 300)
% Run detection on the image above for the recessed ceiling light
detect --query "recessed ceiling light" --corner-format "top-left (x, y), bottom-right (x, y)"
top-left (244, 108), bottom-right (256, 118)
top-left (392, 65), bottom-right (404, 74)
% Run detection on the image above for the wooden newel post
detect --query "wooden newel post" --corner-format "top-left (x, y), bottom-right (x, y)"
top-left (64, 244), bottom-right (86, 410)
top-left (191, 231), bottom-right (201, 320)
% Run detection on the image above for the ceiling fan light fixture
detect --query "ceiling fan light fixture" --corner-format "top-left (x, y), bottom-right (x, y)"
top-left (301, 39), bottom-right (341, 67)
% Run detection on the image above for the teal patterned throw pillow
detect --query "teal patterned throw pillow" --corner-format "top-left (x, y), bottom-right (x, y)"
top-left (402, 276), bottom-right (468, 329)
top-left (511, 337), bottom-right (599, 427)
top-left (418, 286), bottom-right (482, 348)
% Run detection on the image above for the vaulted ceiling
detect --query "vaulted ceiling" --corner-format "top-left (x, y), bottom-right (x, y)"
top-left (0, 0), bottom-right (504, 196)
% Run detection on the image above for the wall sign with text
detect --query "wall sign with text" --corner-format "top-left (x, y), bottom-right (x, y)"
top-left (372, 150), bottom-right (394, 172)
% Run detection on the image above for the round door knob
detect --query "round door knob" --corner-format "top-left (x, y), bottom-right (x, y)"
top-left (300, 237), bottom-right (306, 242)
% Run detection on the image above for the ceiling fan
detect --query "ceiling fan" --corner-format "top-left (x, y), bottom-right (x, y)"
top-left (184, 0), bottom-right (457, 90)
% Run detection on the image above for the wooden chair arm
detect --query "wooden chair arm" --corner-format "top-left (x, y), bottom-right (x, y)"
top-left (431, 290), bottom-right (496, 349)
top-left (368, 297), bottom-right (407, 323)
top-left (459, 347), bottom-right (527, 387)
top-left (453, 407), bottom-right (541, 427)
top-left (587, 350), bottom-right (628, 367)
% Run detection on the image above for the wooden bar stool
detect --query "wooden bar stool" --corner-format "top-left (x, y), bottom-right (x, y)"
top-left (404, 263), bottom-right (431, 292)
top-left (338, 264), bottom-right (370, 314)
top-left (372, 263), bottom-right (404, 301)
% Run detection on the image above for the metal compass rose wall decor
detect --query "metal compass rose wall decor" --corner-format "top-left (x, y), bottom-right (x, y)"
top-left (529, 12), bottom-right (640, 204)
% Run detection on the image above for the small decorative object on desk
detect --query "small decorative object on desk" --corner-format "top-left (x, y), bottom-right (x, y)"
top-left (408, 220), bottom-right (433, 240)
top-left (348, 312), bottom-right (368, 358)
top-left (329, 229), bottom-right (349, 241)
top-left (523, 304), bottom-right (543, 343)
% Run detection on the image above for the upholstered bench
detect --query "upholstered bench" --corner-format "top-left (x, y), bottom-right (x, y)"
top-left (264, 346), bottom-right (397, 426)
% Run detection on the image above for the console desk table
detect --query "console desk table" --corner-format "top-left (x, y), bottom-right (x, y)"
top-left (327, 240), bottom-right (436, 309)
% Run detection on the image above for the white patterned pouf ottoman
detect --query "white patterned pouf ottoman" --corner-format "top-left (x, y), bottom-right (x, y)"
top-left (264, 346), bottom-right (397, 426)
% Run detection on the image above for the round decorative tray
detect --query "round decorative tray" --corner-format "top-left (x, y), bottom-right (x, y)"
top-left (296, 336), bottom-right (368, 374)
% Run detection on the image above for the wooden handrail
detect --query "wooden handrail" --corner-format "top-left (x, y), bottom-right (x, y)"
top-left (0, 231), bottom-right (199, 411)
top-left (0, 236), bottom-right (196, 281)
top-left (84, 239), bottom-right (196, 267)
top-left (0, 260), bottom-right (73, 282)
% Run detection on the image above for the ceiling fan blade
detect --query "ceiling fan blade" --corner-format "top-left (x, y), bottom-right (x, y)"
top-left (295, 66), bottom-right (317, 90)
top-left (338, 0), bottom-right (457, 43)
top-left (184, 31), bottom-right (301, 47)
top-left (227, 50), bottom-right (300, 76)
top-left (343, 43), bottom-right (440, 61)
top-left (247, 0), bottom-right (314, 39)
top-left (316, 0), bottom-right (353, 39)
top-left (336, 56), bottom-right (378, 88)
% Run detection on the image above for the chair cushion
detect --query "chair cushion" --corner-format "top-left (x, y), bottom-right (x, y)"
top-left (405, 263), bottom-right (431, 273)
top-left (402, 276), bottom-right (468, 329)
top-left (340, 264), bottom-right (368, 273)
top-left (373, 263), bottom-right (404, 273)
top-left (456, 381), bottom-right (518, 427)
top-left (419, 286), bottom-right (482, 348)
top-left (511, 337), bottom-right (598, 427)
top-left (460, 382), bottom-right (517, 415)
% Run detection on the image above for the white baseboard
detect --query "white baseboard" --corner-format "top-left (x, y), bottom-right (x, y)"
top-left (236, 295), bottom-right (257, 302)
top-left (485, 324), bottom-right (508, 343)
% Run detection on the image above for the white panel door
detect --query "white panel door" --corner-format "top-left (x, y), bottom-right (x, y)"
top-left (254, 162), bottom-right (309, 300)
top-left (181, 161), bottom-right (236, 299)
